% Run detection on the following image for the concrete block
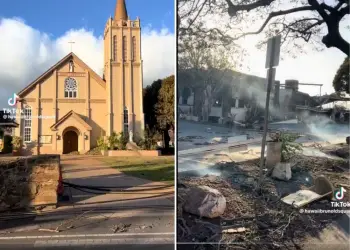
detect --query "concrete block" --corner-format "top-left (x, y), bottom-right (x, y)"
top-left (266, 141), bottom-right (282, 169)
top-left (228, 135), bottom-right (247, 143)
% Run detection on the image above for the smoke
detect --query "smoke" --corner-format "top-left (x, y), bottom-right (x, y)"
top-left (235, 79), bottom-right (281, 118)
top-left (178, 157), bottom-right (222, 177)
top-left (307, 117), bottom-right (348, 143)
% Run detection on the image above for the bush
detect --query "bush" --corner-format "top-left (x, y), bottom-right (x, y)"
top-left (272, 132), bottom-right (302, 162)
top-left (11, 136), bottom-right (22, 151)
top-left (118, 132), bottom-right (129, 150)
top-left (108, 132), bottom-right (119, 150)
top-left (139, 128), bottom-right (161, 150)
top-left (97, 136), bottom-right (108, 151)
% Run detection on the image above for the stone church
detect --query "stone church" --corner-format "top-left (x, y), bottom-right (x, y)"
top-left (15, 0), bottom-right (144, 155)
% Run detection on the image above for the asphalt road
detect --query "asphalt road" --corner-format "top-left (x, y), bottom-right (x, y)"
top-left (177, 119), bottom-right (349, 177)
top-left (0, 210), bottom-right (174, 249)
top-left (178, 119), bottom-right (349, 151)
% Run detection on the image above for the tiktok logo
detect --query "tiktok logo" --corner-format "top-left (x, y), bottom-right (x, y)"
top-left (8, 93), bottom-right (19, 106)
top-left (334, 187), bottom-right (346, 200)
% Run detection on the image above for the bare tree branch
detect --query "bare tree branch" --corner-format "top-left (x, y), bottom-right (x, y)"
top-left (225, 0), bottom-right (275, 16)
top-left (178, 0), bottom-right (350, 56)
top-left (235, 6), bottom-right (316, 39)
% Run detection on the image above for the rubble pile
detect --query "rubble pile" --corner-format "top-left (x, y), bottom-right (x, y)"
top-left (177, 144), bottom-right (350, 249)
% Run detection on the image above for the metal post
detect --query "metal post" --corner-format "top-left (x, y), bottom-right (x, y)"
top-left (258, 37), bottom-right (277, 188)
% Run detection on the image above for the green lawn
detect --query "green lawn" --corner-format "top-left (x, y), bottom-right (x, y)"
top-left (101, 156), bottom-right (174, 184)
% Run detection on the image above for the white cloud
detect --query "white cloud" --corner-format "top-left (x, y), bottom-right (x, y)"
top-left (0, 18), bottom-right (175, 107)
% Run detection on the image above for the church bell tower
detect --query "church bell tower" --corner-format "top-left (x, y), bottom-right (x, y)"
top-left (103, 0), bottom-right (144, 137)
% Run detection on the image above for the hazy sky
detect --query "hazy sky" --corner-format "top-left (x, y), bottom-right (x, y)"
top-left (186, 0), bottom-right (349, 96)
top-left (238, 29), bottom-right (349, 96)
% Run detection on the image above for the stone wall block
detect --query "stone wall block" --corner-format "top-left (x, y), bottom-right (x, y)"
top-left (0, 154), bottom-right (60, 211)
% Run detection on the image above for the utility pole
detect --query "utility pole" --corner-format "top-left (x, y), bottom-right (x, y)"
top-left (258, 34), bottom-right (281, 189)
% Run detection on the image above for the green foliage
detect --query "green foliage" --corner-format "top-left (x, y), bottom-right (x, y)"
top-left (137, 126), bottom-right (161, 150)
top-left (108, 132), bottom-right (119, 150)
top-left (11, 136), bottom-right (22, 150)
top-left (333, 57), bottom-right (349, 94)
top-left (118, 132), bottom-right (129, 150)
top-left (156, 75), bottom-right (175, 130)
top-left (97, 136), bottom-right (108, 151)
top-left (279, 133), bottom-right (302, 162)
top-left (143, 79), bottom-right (162, 131)
top-left (99, 132), bottom-right (129, 151)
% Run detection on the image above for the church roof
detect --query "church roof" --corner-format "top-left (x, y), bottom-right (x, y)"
top-left (18, 52), bottom-right (105, 97)
top-left (114, 0), bottom-right (128, 20)
top-left (50, 110), bottom-right (92, 131)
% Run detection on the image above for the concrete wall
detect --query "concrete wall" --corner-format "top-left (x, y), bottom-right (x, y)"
top-left (230, 107), bottom-right (247, 122)
top-left (209, 107), bottom-right (222, 117)
top-left (0, 154), bottom-right (60, 212)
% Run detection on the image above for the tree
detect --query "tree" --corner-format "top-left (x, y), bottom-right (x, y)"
top-left (156, 75), bottom-right (175, 130)
top-left (333, 57), bottom-right (349, 94)
top-left (178, 0), bottom-right (349, 56)
top-left (178, 41), bottom-right (238, 119)
top-left (143, 79), bottom-right (162, 131)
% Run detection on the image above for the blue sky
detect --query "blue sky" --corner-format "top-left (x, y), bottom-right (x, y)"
top-left (0, 0), bottom-right (174, 38)
top-left (0, 0), bottom-right (175, 107)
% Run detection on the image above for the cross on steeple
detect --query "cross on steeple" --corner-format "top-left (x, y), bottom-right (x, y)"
top-left (68, 41), bottom-right (75, 53)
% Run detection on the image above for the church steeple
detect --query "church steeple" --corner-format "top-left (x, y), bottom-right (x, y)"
top-left (114, 0), bottom-right (128, 20)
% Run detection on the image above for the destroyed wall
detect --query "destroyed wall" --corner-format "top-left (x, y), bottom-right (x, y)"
top-left (0, 154), bottom-right (60, 212)
top-left (178, 68), bottom-right (280, 122)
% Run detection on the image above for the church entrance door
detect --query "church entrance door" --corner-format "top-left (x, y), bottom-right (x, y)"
top-left (63, 130), bottom-right (78, 154)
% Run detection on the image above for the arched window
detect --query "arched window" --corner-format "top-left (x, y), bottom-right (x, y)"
top-left (132, 36), bottom-right (136, 61)
top-left (123, 107), bottom-right (128, 132)
top-left (23, 106), bottom-right (32, 143)
top-left (69, 60), bottom-right (74, 72)
top-left (123, 36), bottom-right (127, 61)
top-left (113, 35), bottom-right (117, 61)
top-left (64, 77), bottom-right (78, 98)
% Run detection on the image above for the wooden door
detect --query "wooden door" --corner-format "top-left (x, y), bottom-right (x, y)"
top-left (63, 131), bottom-right (78, 154)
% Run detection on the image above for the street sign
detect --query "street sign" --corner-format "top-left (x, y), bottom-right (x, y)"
top-left (265, 35), bottom-right (281, 69)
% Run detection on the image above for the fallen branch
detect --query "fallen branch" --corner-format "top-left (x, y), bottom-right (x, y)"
top-left (38, 228), bottom-right (60, 233)
top-left (337, 183), bottom-right (350, 188)
top-left (178, 217), bottom-right (191, 235)
top-left (222, 227), bottom-right (248, 233)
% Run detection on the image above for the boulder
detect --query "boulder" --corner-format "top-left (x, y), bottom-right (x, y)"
top-left (272, 162), bottom-right (292, 181)
top-left (346, 136), bottom-right (350, 145)
top-left (183, 185), bottom-right (226, 218)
